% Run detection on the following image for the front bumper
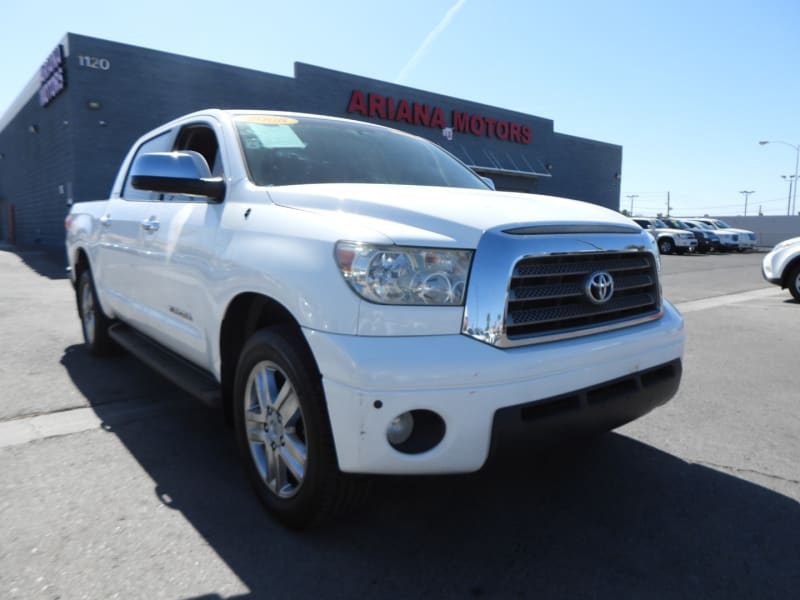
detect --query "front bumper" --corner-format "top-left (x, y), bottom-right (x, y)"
top-left (304, 301), bottom-right (684, 474)
top-left (738, 239), bottom-right (756, 250)
top-left (762, 250), bottom-right (782, 285)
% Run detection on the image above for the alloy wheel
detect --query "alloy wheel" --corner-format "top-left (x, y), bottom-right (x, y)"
top-left (243, 360), bottom-right (307, 498)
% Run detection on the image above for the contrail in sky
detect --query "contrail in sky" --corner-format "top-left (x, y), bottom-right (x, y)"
top-left (395, 0), bottom-right (467, 84)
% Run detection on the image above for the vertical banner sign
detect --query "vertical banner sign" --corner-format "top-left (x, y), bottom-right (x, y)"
top-left (39, 45), bottom-right (67, 107)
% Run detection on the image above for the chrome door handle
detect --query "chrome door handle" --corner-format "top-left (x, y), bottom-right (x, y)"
top-left (99, 214), bottom-right (112, 227)
top-left (141, 218), bottom-right (160, 232)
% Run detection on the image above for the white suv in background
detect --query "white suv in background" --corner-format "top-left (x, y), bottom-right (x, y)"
top-left (633, 218), bottom-right (698, 254)
top-left (762, 237), bottom-right (800, 301)
top-left (692, 218), bottom-right (757, 251)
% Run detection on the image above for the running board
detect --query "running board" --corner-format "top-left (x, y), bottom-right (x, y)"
top-left (109, 323), bottom-right (221, 408)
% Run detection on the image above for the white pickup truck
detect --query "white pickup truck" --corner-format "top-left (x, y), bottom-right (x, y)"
top-left (65, 109), bottom-right (684, 528)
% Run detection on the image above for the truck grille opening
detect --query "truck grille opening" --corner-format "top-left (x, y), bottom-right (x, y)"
top-left (506, 252), bottom-right (661, 340)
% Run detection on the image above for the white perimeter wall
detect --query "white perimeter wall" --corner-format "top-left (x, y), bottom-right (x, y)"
top-left (714, 216), bottom-right (800, 248)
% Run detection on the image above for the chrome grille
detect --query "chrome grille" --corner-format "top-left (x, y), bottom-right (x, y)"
top-left (506, 252), bottom-right (660, 340)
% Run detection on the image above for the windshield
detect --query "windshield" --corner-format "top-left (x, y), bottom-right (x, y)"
top-left (234, 114), bottom-right (488, 190)
top-left (690, 221), bottom-right (714, 230)
top-left (653, 219), bottom-right (668, 228)
top-left (714, 219), bottom-right (731, 228)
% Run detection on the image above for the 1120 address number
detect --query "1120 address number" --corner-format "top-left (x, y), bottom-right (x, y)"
top-left (77, 55), bottom-right (111, 70)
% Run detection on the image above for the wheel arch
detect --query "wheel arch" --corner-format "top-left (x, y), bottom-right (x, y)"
top-left (781, 255), bottom-right (800, 288)
top-left (72, 247), bottom-right (91, 288)
top-left (219, 293), bottom-right (318, 425)
top-left (657, 236), bottom-right (675, 253)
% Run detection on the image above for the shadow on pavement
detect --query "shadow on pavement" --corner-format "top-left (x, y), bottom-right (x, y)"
top-left (61, 345), bottom-right (799, 600)
top-left (2, 244), bottom-right (69, 280)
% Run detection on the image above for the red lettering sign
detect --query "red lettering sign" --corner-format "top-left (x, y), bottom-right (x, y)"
top-left (430, 107), bottom-right (446, 129)
top-left (346, 89), bottom-right (531, 144)
top-left (470, 115), bottom-right (485, 136)
top-left (369, 93), bottom-right (387, 119)
top-left (347, 90), bottom-right (367, 115)
top-left (395, 100), bottom-right (412, 124)
top-left (496, 120), bottom-right (509, 141)
top-left (452, 110), bottom-right (470, 133)
top-left (413, 103), bottom-right (431, 127)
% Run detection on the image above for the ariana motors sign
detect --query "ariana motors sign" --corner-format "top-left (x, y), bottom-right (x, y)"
top-left (346, 89), bottom-right (532, 145)
top-left (39, 45), bottom-right (67, 107)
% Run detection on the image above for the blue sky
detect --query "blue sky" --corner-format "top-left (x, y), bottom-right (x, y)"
top-left (1, 0), bottom-right (798, 216)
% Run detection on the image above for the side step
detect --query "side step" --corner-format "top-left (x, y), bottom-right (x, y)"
top-left (109, 323), bottom-right (221, 408)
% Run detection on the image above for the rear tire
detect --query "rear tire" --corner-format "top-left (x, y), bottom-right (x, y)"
top-left (233, 326), bottom-right (368, 529)
top-left (77, 269), bottom-right (116, 356)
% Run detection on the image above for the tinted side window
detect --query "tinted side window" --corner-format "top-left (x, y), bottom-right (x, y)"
top-left (122, 130), bottom-right (174, 201)
top-left (174, 125), bottom-right (224, 177)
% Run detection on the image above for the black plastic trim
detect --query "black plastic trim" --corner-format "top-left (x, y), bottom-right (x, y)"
top-left (131, 175), bottom-right (225, 201)
top-left (490, 359), bottom-right (682, 453)
top-left (108, 323), bottom-right (221, 407)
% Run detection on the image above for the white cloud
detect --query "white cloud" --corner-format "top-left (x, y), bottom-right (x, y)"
top-left (395, 0), bottom-right (467, 84)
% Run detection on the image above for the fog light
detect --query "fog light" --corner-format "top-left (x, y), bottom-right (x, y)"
top-left (386, 412), bottom-right (414, 446)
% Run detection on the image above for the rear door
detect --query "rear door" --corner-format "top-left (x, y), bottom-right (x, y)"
top-left (94, 129), bottom-right (177, 327)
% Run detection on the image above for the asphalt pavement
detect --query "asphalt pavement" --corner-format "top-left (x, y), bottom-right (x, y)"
top-left (0, 246), bottom-right (798, 599)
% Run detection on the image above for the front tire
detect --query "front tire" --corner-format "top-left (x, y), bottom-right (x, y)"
top-left (77, 269), bottom-right (116, 356)
top-left (658, 238), bottom-right (675, 254)
top-left (233, 327), bottom-right (367, 528)
top-left (788, 263), bottom-right (800, 302)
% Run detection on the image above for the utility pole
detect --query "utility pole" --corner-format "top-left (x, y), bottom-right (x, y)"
top-left (739, 190), bottom-right (755, 216)
top-left (666, 191), bottom-right (671, 217)
top-left (625, 194), bottom-right (639, 215)
top-left (781, 175), bottom-right (795, 215)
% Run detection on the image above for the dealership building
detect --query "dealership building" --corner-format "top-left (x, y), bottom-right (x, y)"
top-left (0, 33), bottom-right (622, 251)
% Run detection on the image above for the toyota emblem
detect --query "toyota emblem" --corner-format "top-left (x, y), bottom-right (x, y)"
top-left (585, 271), bottom-right (614, 304)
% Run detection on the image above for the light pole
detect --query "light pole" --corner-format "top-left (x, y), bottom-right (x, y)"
top-left (760, 140), bottom-right (800, 215)
top-left (739, 190), bottom-right (755, 216)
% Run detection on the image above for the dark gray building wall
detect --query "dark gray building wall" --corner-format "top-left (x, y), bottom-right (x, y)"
top-left (61, 33), bottom-right (297, 206)
top-left (0, 75), bottom-right (75, 247)
top-left (539, 133), bottom-right (623, 207)
top-left (0, 33), bottom-right (622, 251)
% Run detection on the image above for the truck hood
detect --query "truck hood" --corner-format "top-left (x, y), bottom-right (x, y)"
top-left (717, 227), bottom-right (754, 236)
top-left (266, 183), bottom-right (636, 247)
top-left (656, 228), bottom-right (694, 236)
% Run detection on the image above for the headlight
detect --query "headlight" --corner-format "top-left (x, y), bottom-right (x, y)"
top-left (774, 238), bottom-right (800, 251)
top-left (335, 241), bottom-right (473, 305)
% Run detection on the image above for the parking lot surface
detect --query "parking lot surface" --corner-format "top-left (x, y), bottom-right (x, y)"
top-left (1, 247), bottom-right (798, 599)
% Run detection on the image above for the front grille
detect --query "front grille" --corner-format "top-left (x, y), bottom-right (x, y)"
top-left (506, 252), bottom-right (660, 340)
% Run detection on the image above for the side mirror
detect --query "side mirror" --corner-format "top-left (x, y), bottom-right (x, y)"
top-left (130, 151), bottom-right (225, 201)
top-left (480, 176), bottom-right (496, 190)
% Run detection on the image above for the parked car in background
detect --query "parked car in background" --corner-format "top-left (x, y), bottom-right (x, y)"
top-left (632, 218), bottom-right (698, 254)
top-left (762, 237), bottom-right (800, 301)
top-left (663, 218), bottom-right (720, 253)
top-left (684, 220), bottom-right (738, 252)
top-left (692, 218), bottom-right (757, 251)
